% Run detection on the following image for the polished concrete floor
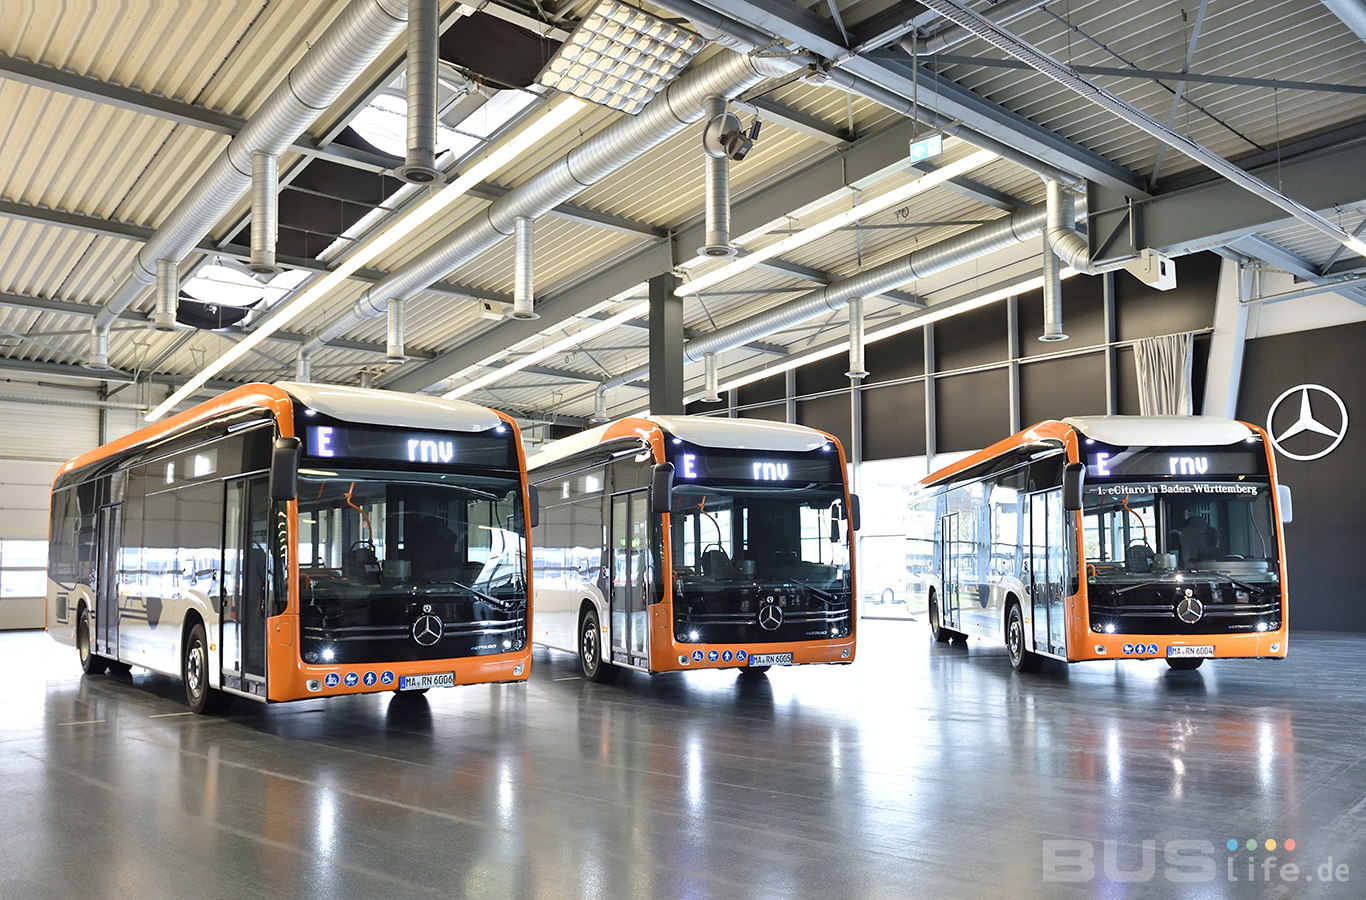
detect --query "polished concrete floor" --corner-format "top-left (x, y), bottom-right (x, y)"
top-left (3, 621), bottom-right (1365, 900)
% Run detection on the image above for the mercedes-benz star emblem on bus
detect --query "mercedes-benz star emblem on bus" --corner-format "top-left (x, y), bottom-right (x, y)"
top-left (1267, 384), bottom-right (1348, 461)
top-left (758, 604), bottom-right (784, 631)
top-left (412, 613), bottom-right (444, 646)
top-left (1176, 594), bottom-right (1205, 624)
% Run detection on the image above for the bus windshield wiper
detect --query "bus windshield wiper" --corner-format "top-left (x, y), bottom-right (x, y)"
top-left (1207, 572), bottom-right (1267, 596)
top-left (784, 577), bottom-right (846, 608)
top-left (420, 580), bottom-right (526, 610)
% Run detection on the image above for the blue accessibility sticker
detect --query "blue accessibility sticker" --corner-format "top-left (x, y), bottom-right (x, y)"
top-left (707, 649), bottom-right (719, 662)
top-left (1146, 643), bottom-right (1159, 655)
top-left (324, 672), bottom-right (340, 688)
top-left (736, 649), bottom-right (747, 661)
top-left (362, 671), bottom-right (377, 687)
top-left (692, 649), bottom-right (704, 661)
top-left (721, 650), bottom-right (733, 662)
top-left (1122, 643), bottom-right (1135, 655)
top-left (380, 670), bottom-right (395, 685)
top-left (343, 672), bottom-right (359, 687)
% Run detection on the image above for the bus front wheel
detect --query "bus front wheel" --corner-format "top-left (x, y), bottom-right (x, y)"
top-left (1166, 657), bottom-right (1204, 670)
top-left (1006, 603), bottom-right (1044, 673)
top-left (928, 596), bottom-right (952, 643)
top-left (77, 608), bottom-right (107, 675)
top-left (183, 622), bottom-right (232, 714)
top-left (579, 608), bottom-right (618, 683)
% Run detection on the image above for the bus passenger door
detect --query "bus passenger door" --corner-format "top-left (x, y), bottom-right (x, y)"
top-left (939, 512), bottom-right (960, 631)
top-left (1028, 490), bottom-right (1067, 656)
top-left (223, 476), bottom-right (269, 692)
top-left (609, 490), bottom-right (650, 667)
top-left (95, 504), bottom-right (121, 658)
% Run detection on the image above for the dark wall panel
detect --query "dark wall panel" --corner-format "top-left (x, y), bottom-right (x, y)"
top-left (1018, 271), bottom-right (1106, 355)
top-left (737, 372), bottom-right (785, 406)
top-left (739, 404), bottom-right (786, 422)
top-left (1237, 320), bottom-right (1366, 632)
top-left (1115, 250), bottom-right (1220, 341)
top-left (865, 327), bottom-right (924, 384)
top-left (1019, 352), bottom-right (1107, 426)
top-left (936, 301), bottom-right (1007, 370)
top-left (797, 393), bottom-right (852, 452)
top-left (796, 353), bottom-right (851, 396)
top-left (1115, 345), bottom-right (1141, 415)
top-left (863, 383), bottom-right (926, 460)
top-left (935, 369), bottom-right (1010, 453)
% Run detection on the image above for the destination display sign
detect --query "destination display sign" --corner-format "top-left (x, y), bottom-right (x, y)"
top-left (303, 424), bottom-right (516, 469)
top-left (667, 443), bottom-right (843, 486)
top-left (1083, 443), bottom-right (1269, 480)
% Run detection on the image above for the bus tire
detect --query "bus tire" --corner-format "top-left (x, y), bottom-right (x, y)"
top-left (1166, 657), bottom-right (1204, 670)
top-left (77, 606), bottom-right (107, 675)
top-left (579, 607), bottom-right (617, 683)
top-left (1006, 602), bottom-right (1043, 673)
top-left (739, 665), bottom-right (771, 678)
top-left (928, 595), bottom-right (952, 643)
top-left (183, 621), bottom-right (232, 714)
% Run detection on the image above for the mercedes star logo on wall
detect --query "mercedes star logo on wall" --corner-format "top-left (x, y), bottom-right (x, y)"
top-left (1266, 384), bottom-right (1348, 461)
top-left (758, 604), bottom-right (784, 631)
top-left (412, 613), bottom-right (444, 646)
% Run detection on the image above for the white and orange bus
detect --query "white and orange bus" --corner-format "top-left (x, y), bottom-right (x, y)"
top-left (528, 415), bottom-right (857, 681)
top-left (908, 416), bottom-right (1290, 671)
top-left (47, 382), bottom-right (534, 712)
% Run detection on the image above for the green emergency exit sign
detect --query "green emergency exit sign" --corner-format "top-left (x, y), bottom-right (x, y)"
top-left (909, 134), bottom-right (943, 162)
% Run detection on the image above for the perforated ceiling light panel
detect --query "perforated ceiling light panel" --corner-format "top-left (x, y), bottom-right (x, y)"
top-left (536, 0), bottom-right (704, 115)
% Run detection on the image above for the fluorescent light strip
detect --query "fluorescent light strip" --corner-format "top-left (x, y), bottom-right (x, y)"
top-left (443, 300), bottom-right (650, 399)
top-left (145, 96), bottom-right (588, 422)
top-left (712, 268), bottom-right (1077, 394)
top-left (676, 148), bottom-right (999, 297)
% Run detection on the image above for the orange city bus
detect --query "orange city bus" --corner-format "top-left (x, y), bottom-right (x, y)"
top-left (908, 415), bottom-right (1290, 671)
top-left (47, 381), bottom-right (534, 712)
top-left (527, 415), bottom-right (858, 681)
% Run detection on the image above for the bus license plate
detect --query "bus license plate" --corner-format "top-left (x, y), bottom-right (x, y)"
top-left (748, 653), bottom-right (793, 667)
top-left (399, 672), bottom-right (456, 690)
top-left (1167, 645), bottom-right (1214, 658)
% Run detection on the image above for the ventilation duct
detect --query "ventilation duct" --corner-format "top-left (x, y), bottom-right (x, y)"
top-left (249, 151), bottom-right (281, 275)
top-left (386, 298), bottom-right (407, 361)
top-left (295, 349), bottom-right (313, 383)
top-left (397, 0), bottom-right (443, 184)
top-left (88, 0), bottom-right (409, 364)
top-left (846, 297), bottom-right (868, 376)
top-left (85, 327), bottom-right (111, 371)
top-left (700, 96), bottom-right (737, 257)
top-left (591, 383), bottom-right (610, 423)
top-left (1040, 234), bottom-right (1066, 342)
top-left (1044, 179), bottom-right (1099, 276)
top-left (303, 48), bottom-right (804, 355)
top-left (511, 216), bottom-right (539, 319)
top-left (154, 260), bottom-right (179, 332)
top-left (702, 352), bottom-right (721, 401)
top-left (359, 370), bottom-right (375, 389)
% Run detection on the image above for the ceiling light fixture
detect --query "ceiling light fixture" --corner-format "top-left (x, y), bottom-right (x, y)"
top-left (537, 0), bottom-right (704, 115)
top-left (675, 148), bottom-right (1000, 297)
top-left (145, 96), bottom-right (587, 422)
top-left (443, 300), bottom-right (651, 400)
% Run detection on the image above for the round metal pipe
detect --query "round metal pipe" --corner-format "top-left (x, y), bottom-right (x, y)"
top-left (700, 96), bottom-right (736, 257)
top-left (397, 0), bottom-right (443, 184)
top-left (359, 370), bottom-right (375, 389)
top-left (83, 327), bottom-right (112, 371)
top-left (295, 349), bottom-right (313, 382)
top-left (1044, 178), bottom-right (1099, 275)
top-left (702, 352), bottom-right (721, 401)
top-left (511, 216), bottom-right (539, 319)
top-left (591, 383), bottom-right (610, 423)
top-left (386, 298), bottom-right (407, 361)
top-left (846, 296), bottom-right (868, 376)
top-left (154, 259), bottom-right (179, 332)
top-left (1040, 234), bottom-right (1067, 342)
top-left (250, 151), bottom-right (281, 275)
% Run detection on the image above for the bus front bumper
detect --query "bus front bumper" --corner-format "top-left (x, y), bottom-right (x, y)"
top-left (1076, 629), bottom-right (1287, 662)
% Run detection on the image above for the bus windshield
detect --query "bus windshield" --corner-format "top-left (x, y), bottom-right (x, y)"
top-left (668, 484), bottom-right (852, 644)
top-left (1083, 482), bottom-right (1280, 582)
top-left (297, 468), bottom-right (526, 664)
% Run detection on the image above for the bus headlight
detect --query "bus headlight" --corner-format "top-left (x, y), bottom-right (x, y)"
top-left (322, 647), bottom-right (335, 662)
top-left (1256, 621), bottom-right (1268, 632)
top-left (1103, 623), bottom-right (1117, 634)
top-left (689, 630), bottom-right (700, 641)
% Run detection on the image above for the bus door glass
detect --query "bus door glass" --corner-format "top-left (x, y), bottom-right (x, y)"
top-left (939, 511), bottom-right (960, 630)
top-left (223, 475), bottom-right (270, 681)
top-left (1028, 489), bottom-right (1067, 656)
top-left (609, 490), bottom-right (650, 665)
top-left (95, 504), bottom-right (121, 657)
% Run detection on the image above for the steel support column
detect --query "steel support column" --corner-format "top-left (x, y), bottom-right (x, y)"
top-left (649, 272), bottom-right (684, 415)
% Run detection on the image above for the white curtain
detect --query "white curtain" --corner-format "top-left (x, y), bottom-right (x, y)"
top-left (1134, 332), bottom-right (1193, 416)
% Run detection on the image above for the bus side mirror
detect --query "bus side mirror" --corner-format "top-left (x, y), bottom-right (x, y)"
top-left (269, 437), bottom-right (301, 501)
top-left (527, 484), bottom-right (540, 529)
top-left (651, 463), bottom-right (675, 514)
top-left (849, 493), bottom-right (861, 532)
top-left (1277, 483), bottom-right (1293, 524)
top-left (1062, 462), bottom-right (1085, 511)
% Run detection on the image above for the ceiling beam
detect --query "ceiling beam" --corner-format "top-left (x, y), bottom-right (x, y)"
top-left (1228, 234), bottom-right (1366, 306)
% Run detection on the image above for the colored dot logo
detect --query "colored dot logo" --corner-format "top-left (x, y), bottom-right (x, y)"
top-left (1227, 838), bottom-right (1295, 852)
